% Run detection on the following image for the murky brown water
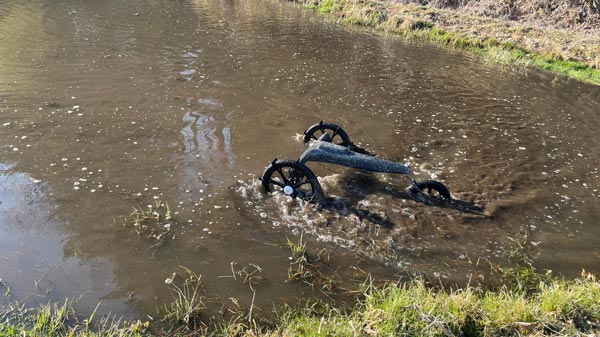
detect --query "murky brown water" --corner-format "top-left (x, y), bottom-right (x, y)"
top-left (1, 0), bottom-right (600, 320)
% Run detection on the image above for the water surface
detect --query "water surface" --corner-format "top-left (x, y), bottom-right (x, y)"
top-left (1, 0), bottom-right (599, 319)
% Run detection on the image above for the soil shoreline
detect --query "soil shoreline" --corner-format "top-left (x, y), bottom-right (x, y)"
top-left (289, 0), bottom-right (600, 85)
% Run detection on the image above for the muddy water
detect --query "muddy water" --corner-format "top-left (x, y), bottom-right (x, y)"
top-left (1, 0), bottom-right (600, 319)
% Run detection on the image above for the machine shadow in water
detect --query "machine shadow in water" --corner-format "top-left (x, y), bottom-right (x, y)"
top-left (317, 171), bottom-right (486, 229)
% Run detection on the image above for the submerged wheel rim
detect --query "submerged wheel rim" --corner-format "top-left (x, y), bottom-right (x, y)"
top-left (306, 126), bottom-right (346, 146)
top-left (265, 165), bottom-right (315, 200)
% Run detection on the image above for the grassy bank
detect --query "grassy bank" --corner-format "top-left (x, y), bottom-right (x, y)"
top-left (271, 275), bottom-right (600, 336)
top-left (290, 0), bottom-right (600, 86)
top-left (2, 274), bottom-right (600, 336)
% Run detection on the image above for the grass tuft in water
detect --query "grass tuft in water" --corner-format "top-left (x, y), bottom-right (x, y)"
top-left (287, 233), bottom-right (312, 284)
top-left (494, 231), bottom-right (552, 294)
top-left (161, 266), bottom-right (205, 331)
top-left (286, 233), bottom-right (340, 295)
top-left (122, 198), bottom-right (176, 250)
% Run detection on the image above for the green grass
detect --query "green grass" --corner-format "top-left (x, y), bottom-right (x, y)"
top-left (2, 274), bottom-right (599, 336)
top-left (269, 276), bottom-right (600, 336)
top-left (0, 301), bottom-right (147, 337)
top-left (291, 0), bottom-right (600, 86)
top-left (534, 57), bottom-right (600, 84)
top-left (160, 267), bottom-right (205, 329)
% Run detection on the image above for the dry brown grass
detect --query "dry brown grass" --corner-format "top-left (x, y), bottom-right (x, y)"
top-left (383, 0), bottom-right (600, 68)
top-left (296, 0), bottom-right (600, 81)
top-left (398, 0), bottom-right (600, 29)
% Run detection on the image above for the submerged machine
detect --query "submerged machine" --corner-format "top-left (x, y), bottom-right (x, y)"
top-left (260, 121), bottom-right (451, 203)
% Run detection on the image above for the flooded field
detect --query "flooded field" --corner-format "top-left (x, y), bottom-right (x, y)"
top-left (1, 0), bottom-right (600, 320)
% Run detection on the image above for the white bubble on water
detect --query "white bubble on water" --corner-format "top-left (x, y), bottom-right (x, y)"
top-left (180, 69), bottom-right (196, 76)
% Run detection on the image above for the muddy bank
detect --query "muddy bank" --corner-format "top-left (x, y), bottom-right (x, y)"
top-left (290, 0), bottom-right (600, 84)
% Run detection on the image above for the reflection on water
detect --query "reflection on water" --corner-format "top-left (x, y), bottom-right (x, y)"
top-left (180, 106), bottom-right (235, 165)
top-left (0, 164), bottom-right (129, 315)
top-left (1, 0), bottom-right (600, 320)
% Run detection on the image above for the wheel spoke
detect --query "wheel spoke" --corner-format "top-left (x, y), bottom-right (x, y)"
top-left (293, 176), bottom-right (307, 187)
top-left (287, 169), bottom-right (299, 183)
top-left (293, 177), bottom-right (309, 189)
top-left (276, 168), bottom-right (290, 184)
top-left (269, 179), bottom-right (285, 188)
top-left (295, 184), bottom-right (313, 197)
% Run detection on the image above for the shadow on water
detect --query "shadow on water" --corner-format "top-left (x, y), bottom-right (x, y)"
top-left (317, 170), bottom-right (486, 230)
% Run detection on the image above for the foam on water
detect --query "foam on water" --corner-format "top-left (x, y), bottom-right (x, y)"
top-left (235, 172), bottom-right (492, 272)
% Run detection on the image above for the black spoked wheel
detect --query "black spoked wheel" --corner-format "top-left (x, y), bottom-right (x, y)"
top-left (412, 180), bottom-right (451, 200)
top-left (303, 121), bottom-right (351, 147)
top-left (261, 160), bottom-right (318, 201)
